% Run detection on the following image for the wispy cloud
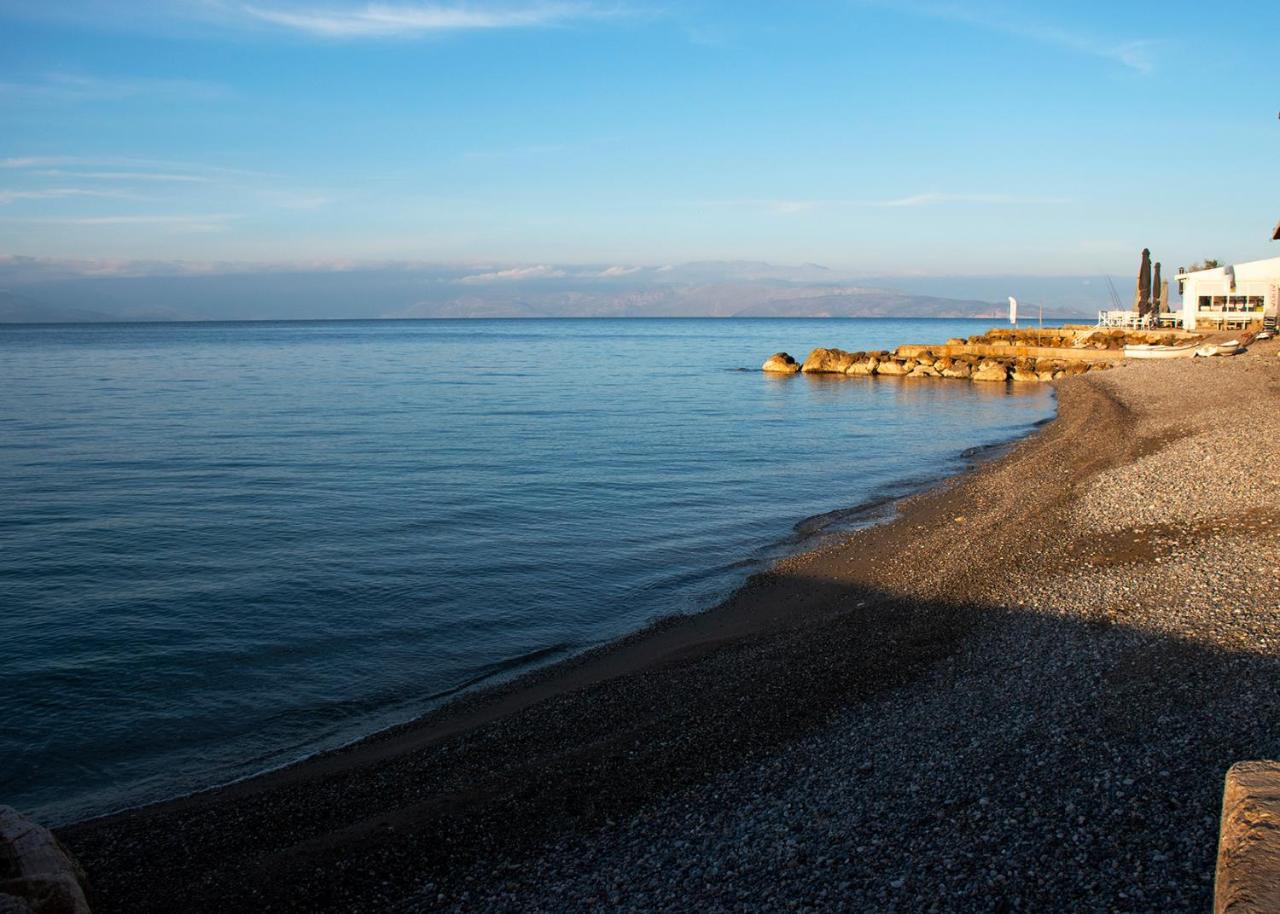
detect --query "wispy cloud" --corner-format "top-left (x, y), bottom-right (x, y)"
top-left (3, 213), bottom-right (238, 232)
top-left (456, 264), bottom-right (566, 282)
top-left (30, 169), bottom-right (213, 183)
top-left (693, 193), bottom-right (1070, 213)
top-left (0, 188), bottom-right (135, 204)
top-left (861, 1), bottom-right (1158, 73)
top-left (874, 192), bottom-right (1071, 207)
top-left (0, 156), bottom-right (264, 178)
top-left (0, 72), bottom-right (228, 103)
top-left (0, 155), bottom-right (330, 229)
top-left (240, 2), bottom-right (613, 38)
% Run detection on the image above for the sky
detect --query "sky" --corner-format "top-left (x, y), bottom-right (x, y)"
top-left (1, 0), bottom-right (1277, 276)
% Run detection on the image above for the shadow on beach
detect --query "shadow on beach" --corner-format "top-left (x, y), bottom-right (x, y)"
top-left (59, 574), bottom-right (1280, 913)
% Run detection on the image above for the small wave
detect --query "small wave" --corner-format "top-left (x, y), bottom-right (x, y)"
top-left (961, 441), bottom-right (1007, 461)
top-left (792, 495), bottom-right (900, 538)
top-left (423, 641), bottom-right (579, 702)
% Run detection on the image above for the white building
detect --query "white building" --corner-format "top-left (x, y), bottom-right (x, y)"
top-left (1177, 255), bottom-right (1280, 331)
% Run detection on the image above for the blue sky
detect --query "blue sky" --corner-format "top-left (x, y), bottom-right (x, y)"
top-left (1, 0), bottom-right (1277, 275)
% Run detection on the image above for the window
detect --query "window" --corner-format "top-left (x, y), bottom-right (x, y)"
top-left (1199, 295), bottom-right (1212, 310)
top-left (1221, 296), bottom-right (1265, 312)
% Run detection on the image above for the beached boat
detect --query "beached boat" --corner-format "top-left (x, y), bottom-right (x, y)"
top-left (1195, 342), bottom-right (1242, 358)
top-left (1122, 343), bottom-right (1199, 360)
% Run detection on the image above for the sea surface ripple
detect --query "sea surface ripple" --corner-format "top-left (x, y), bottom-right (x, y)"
top-left (0, 318), bottom-right (1054, 822)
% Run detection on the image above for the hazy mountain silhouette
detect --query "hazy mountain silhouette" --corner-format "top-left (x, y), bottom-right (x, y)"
top-left (0, 258), bottom-right (1097, 323)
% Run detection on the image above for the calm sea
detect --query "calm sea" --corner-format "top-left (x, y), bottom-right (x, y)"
top-left (0, 318), bottom-right (1054, 823)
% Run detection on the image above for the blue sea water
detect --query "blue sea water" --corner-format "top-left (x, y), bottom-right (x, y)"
top-left (0, 318), bottom-right (1054, 823)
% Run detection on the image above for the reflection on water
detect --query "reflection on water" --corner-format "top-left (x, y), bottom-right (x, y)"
top-left (0, 318), bottom-right (1053, 822)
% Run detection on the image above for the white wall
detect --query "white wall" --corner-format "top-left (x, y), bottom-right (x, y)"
top-left (1179, 256), bottom-right (1280, 330)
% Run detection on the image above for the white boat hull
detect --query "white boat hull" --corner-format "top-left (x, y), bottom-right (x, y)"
top-left (1195, 344), bottom-right (1242, 358)
top-left (1123, 343), bottom-right (1198, 360)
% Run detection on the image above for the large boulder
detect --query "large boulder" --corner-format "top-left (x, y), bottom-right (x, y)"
top-left (942, 361), bottom-right (972, 379)
top-left (876, 359), bottom-right (910, 376)
top-left (761, 352), bottom-right (800, 374)
top-left (1215, 760), bottom-right (1280, 914)
top-left (0, 807), bottom-right (91, 914)
top-left (1010, 357), bottom-right (1039, 382)
top-left (972, 362), bottom-right (1009, 382)
top-left (800, 348), bottom-right (858, 374)
top-left (845, 357), bottom-right (879, 376)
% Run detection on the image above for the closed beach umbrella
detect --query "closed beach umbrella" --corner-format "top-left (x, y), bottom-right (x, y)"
top-left (1137, 248), bottom-right (1152, 323)
top-left (1152, 262), bottom-right (1162, 318)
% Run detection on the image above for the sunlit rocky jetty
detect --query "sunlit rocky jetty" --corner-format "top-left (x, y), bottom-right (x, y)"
top-left (763, 327), bottom-right (1204, 383)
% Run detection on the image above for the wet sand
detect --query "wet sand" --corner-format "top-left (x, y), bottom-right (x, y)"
top-left (61, 339), bottom-right (1280, 912)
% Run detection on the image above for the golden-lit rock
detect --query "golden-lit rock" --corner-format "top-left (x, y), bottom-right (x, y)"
top-left (800, 348), bottom-right (858, 374)
top-left (761, 352), bottom-right (800, 374)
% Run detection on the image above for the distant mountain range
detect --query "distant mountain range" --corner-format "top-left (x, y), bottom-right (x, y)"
top-left (0, 257), bottom-right (1103, 323)
top-left (394, 283), bottom-right (1005, 320)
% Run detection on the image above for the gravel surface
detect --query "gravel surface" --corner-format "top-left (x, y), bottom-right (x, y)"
top-left (420, 344), bottom-right (1280, 914)
top-left (63, 341), bottom-right (1280, 913)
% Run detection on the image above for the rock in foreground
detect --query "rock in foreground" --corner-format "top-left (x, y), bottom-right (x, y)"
top-left (1215, 761), bottom-right (1280, 914)
top-left (1, 806), bottom-right (91, 914)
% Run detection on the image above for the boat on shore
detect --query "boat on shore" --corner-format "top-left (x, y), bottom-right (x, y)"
top-left (1195, 341), bottom-right (1242, 358)
top-left (1122, 342), bottom-right (1199, 360)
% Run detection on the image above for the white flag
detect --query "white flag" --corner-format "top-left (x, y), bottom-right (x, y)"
top-left (1008, 296), bottom-right (1018, 325)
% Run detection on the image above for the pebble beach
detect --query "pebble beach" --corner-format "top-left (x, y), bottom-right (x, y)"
top-left (61, 338), bottom-right (1280, 913)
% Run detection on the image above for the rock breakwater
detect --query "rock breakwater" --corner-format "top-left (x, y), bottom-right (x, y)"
top-left (780, 345), bottom-right (1113, 384)
top-left (768, 327), bottom-right (1204, 384)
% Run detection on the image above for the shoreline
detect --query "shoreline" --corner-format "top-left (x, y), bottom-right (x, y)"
top-left (61, 342), bottom-right (1280, 912)
top-left (54, 387), bottom-right (1052, 831)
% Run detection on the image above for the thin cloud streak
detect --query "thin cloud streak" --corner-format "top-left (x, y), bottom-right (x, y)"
top-left (240, 2), bottom-right (613, 38)
top-left (3, 214), bottom-right (239, 232)
top-left (693, 193), bottom-right (1071, 213)
top-left (860, 1), bottom-right (1157, 73)
top-left (0, 156), bottom-right (268, 178)
top-left (0, 155), bottom-right (333, 228)
top-left (0, 188), bottom-right (134, 204)
top-left (0, 72), bottom-right (228, 102)
top-left (30, 169), bottom-right (213, 183)
top-left (876, 192), bottom-right (1071, 207)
